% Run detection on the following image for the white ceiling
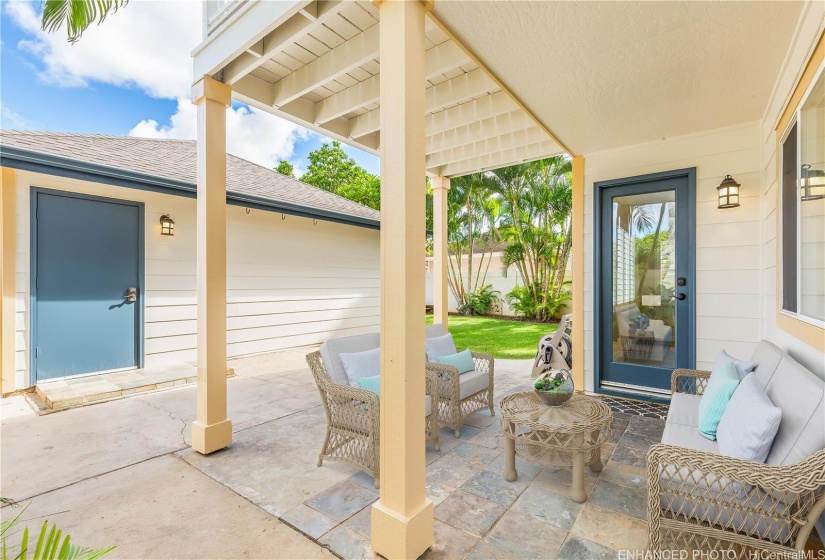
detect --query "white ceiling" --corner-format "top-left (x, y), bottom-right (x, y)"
top-left (433, 1), bottom-right (805, 155)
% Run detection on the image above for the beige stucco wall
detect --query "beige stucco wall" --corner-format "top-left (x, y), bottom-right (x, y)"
top-left (11, 170), bottom-right (380, 390)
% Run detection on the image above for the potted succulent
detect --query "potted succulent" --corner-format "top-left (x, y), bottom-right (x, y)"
top-left (534, 369), bottom-right (574, 406)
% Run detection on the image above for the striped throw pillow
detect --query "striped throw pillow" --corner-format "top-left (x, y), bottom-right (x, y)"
top-left (698, 361), bottom-right (740, 440)
top-left (356, 375), bottom-right (380, 396)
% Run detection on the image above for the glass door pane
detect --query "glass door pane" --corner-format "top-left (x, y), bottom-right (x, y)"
top-left (611, 191), bottom-right (676, 369)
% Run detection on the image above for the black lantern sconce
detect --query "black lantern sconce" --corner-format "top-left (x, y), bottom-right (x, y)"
top-left (717, 175), bottom-right (741, 209)
top-left (801, 164), bottom-right (825, 201)
top-left (160, 214), bottom-right (175, 236)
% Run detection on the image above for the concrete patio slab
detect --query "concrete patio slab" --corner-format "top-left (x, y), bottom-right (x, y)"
top-left (1, 454), bottom-right (331, 559)
top-left (3, 348), bottom-right (821, 559)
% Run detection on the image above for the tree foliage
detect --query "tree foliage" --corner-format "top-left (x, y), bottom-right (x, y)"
top-left (337, 174), bottom-right (381, 210)
top-left (41, 0), bottom-right (128, 43)
top-left (489, 156), bottom-right (573, 321)
top-left (274, 160), bottom-right (295, 178)
top-left (300, 141), bottom-right (380, 209)
top-left (444, 172), bottom-right (500, 314)
top-left (438, 156), bottom-right (573, 320)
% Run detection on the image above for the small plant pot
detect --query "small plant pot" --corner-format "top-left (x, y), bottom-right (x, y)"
top-left (534, 369), bottom-right (574, 406)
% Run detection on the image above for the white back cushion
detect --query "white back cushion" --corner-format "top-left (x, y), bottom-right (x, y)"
top-left (426, 323), bottom-right (447, 338)
top-left (339, 347), bottom-right (381, 387)
top-left (750, 340), bottom-right (783, 390)
top-left (717, 373), bottom-right (782, 463)
top-left (319, 332), bottom-right (380, 386)
top-left (425, 333), bottom-right (457, 363)
top-left (763, 355), bottom-right (825, 466)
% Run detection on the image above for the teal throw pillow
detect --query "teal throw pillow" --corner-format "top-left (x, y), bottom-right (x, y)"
top-left (356, 375), bottom-right (380, 396)
top-left (698, 361), bottom-right (740, 440)
top-left (436, 348), bottom-right (475, 374)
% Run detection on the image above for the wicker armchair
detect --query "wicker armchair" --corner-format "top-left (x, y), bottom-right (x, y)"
top-left (647, 368), bottom-right (825, 556)
top-left (426, 352), bottom-right (495, 438)
top-left (306, 351), bottom-right (441, 489)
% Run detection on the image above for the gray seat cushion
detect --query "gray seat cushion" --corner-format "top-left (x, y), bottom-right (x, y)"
top-left (319, 332), bottom-right (380, 386)
top-left (666, 393), bottom-right (702, 427)
top-left (661, 422), bottom-right (720, 454)
top-left (440, 369), bottom-right (489, 400)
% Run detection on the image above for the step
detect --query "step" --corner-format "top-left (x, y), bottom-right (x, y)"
top-left (33, 364), bottom-right (235, 412)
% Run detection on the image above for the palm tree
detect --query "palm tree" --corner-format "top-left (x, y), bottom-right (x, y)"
top-left (41, 0), bottom-right (129, 43)
top-left (492, 156), bottom-right (572, 321)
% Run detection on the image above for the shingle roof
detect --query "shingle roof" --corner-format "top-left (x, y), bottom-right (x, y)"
top-left (0, 130), bottom-right (380, 226)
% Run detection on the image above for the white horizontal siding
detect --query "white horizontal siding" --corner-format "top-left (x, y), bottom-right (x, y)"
top-left (756, 5), bottom-right (825, 385)
top-left (582, 121), bottom-right (765, 387)
top-left (11, 171), bottom-right (380, 389)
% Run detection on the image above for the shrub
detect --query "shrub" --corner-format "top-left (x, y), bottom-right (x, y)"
top-left (463, 284), bottom-right (501, 315)
top-left (506, 283), bottom-right (570, 321)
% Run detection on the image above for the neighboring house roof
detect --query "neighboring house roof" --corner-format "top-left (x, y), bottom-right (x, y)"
top-left (0, 130), bottom-right (380, 229)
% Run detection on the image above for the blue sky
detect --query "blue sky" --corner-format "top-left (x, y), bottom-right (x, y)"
top-left (0, 0), bottom-right (380, 176)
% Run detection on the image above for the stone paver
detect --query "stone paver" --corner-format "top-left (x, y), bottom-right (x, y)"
top-left (434, 490), bottom-right (506, 537)
top-left (570, 503), bottom-right (648, 552)
top-left (17, 349), bottom-right (819, 559)
top-left (305, 480), bottom-right (377, 522)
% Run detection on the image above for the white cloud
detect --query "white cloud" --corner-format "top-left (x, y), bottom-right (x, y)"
top-left (7, 0), bottom-right (310, 168)
top-left (6, 0), bottom-right (200, 99)
top-left (130, 98), bottom-right (309, 169)
top-left (1, 103), bottom-right (34, 129)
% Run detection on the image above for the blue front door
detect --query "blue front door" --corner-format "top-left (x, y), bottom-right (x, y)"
top-left (33, 190), bottom-right (143, 382)
top-left (595, 169), bottom-right (696, 399)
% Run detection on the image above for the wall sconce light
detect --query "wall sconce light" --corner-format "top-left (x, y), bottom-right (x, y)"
top-left (801, 164), bottom-right (825, 201)
top-left (160, 214), bottom-right (175, 236)
top-left (717, 175), bottom-right (741, 209)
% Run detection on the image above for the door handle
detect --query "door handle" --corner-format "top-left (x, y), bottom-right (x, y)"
top-left (124, 287), bottom-right (137, 302)
top-left (675, 293), bottom-right (686, 301)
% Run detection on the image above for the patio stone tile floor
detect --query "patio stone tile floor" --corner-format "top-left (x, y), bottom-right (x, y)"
top-left (260, 357), bottom-right (667, 559)
top-left (4, 348), bottom-right (822, 559)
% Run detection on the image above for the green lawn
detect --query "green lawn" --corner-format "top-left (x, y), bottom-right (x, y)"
top-left (426, 314), bottom-right (557, 359)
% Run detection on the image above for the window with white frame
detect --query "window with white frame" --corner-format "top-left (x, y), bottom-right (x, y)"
top-left (781, 66), bottom-right (825, 325)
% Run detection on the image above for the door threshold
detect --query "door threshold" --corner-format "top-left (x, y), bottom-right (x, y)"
top-left (32, 363), bottom-right (234, 413)
top-left (598, 383), bottom-right (671, 405)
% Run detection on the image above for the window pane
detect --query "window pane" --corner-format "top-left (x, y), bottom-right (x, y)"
top-left (781, 123), bottom-right (797, 313)
top-left (611, 191), bottom-right (676, 369)
top-left (800, 72), bottom-right (825, 322)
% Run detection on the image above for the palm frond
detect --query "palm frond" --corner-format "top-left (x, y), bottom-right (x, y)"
top-left (41, 0), bottom-right (129, 43)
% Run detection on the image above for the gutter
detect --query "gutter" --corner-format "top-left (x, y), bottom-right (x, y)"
top-left (0, 145), bottom-right (381, 231)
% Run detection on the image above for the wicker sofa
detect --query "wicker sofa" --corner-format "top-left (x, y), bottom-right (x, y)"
top-left (306, 332), bottom-right (441, 488)
top-left (647, 341), bottom-right (825, 555)
top-left (425, 324), bottom-right (495, 438)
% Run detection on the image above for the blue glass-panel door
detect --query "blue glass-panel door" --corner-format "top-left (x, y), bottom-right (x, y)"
top-left (33, 190), bottom-right (143, 382)
top-left (596, 170), bottom-right (695, 397)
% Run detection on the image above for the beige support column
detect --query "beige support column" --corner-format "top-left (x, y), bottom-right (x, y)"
top-left (371, 0), bottom-right (434, 558)
top-left (1, 167), bottom-right (16, 394)
top-left (571, 155), bottom-right (585, 391)
top-left (191, 76), bottom-right (232, 454)
top-left (431, 176), bottom-right (450, 329)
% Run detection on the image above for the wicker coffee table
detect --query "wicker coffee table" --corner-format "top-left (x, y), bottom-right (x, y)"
top-left (500, 392), bottom-right (612, 502)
